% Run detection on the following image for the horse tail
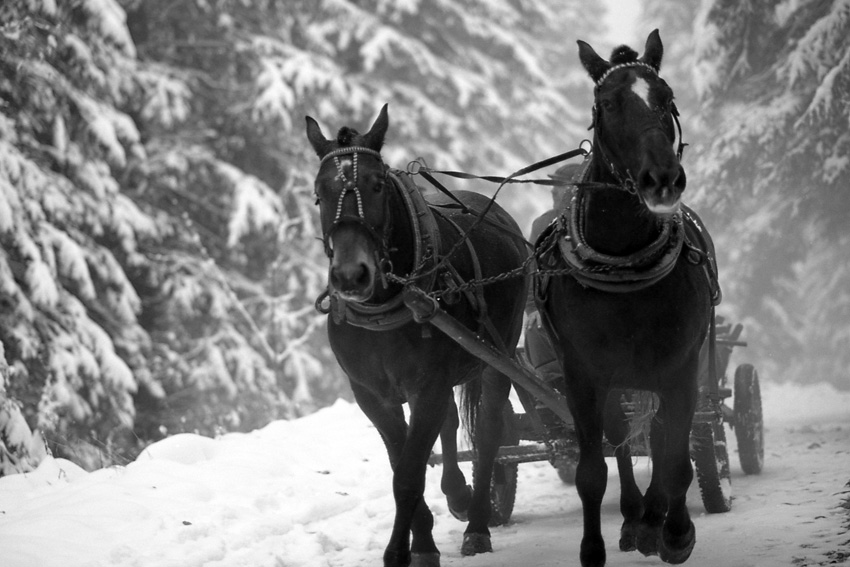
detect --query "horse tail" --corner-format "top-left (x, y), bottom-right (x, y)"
top-left (459, 380), bottom-right (482, 450)
top-left (623, 390), bottom-right (659, 453)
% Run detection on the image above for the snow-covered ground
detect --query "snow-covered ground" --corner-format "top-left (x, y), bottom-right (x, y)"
top-left (1, 380), bottom-right (848, 567)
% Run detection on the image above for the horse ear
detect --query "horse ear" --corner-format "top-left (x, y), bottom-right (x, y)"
top-left (641, 29), bottom-right (663, 71)
top-left (363, 103), bottom-right (389, 151)
top-left (577, 40), bottom-right (610, 83)
top-left (306, 116), bottom-right (334, 158)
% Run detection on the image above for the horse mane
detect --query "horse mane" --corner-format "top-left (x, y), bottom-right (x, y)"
top-left (336, 126), bottom-right (360, 146)
top-left (610, 45), bottom-right (639, 64)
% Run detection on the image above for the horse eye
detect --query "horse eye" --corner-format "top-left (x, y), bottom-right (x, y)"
top-left (599, 99), bottom-right (614, 112)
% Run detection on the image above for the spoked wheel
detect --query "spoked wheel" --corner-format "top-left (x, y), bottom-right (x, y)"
top-left (691, 419), bottom-right (733, 513)
top-left (733, 364), bottom-right (764, 475)
top-left (474, 402), bottom-right (519, 527)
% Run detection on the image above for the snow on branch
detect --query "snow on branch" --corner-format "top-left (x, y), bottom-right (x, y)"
top-left (783, 0), bottom-right (850, 86)
top-left (217, 163), bottom-right (283, 248)
top-left (136, 66), bottom-right (193, 129)
top-left (79, 0), bottom-right (137, 57)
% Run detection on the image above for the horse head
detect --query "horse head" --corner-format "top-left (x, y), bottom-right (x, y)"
top-left (578, 29), bottom-right (685, 214)
top-left (306, 104), bottom-right (391, 302)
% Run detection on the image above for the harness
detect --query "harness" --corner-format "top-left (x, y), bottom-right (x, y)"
top-left (317, 146), bottom-right (386, 260)
top-left (556, 181), bottom-right (685, 293)
top-left (315, 146), bottom-right (516, 354)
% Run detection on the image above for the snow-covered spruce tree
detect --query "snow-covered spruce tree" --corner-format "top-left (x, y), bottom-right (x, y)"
top-left (1, 342), bottom-right (48, 476)
top-left (693, 0), bottom-right (850, 388)
top-left (0, 0), bottom-right (311, 473)
top-left (0, 0), bottom-right (155, 470)
top-left (122, 0), bottom-right (605, 432)
top-left (121, 0), bottom-right (338, 439)
top-left (125, 0), bottom-right (601, 230)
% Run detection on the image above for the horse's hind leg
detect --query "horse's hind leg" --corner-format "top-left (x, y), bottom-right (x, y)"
top-left (461, 367), bottom-right (511, 556)
top-left (603, 391), bottom-right (644, 552)
top-left (439, 394), bottom-right (472, 521)
top-left (636, 413), bottom-right (667, 557)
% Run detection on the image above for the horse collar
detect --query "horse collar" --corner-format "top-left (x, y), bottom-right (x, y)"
top-left (556, 184), bottom-right (685, 292)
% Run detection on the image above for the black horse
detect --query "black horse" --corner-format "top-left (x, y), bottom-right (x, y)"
top-left (306, 105), bottom-right (528, 567)
top-left (536, 30), bottom-right (715, 566)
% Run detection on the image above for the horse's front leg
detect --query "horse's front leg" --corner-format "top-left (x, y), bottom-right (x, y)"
top-left (568, 382), bottom-right (608, 567)
top-left (461, 367), bottom-right (512, 556)
top-left (656, 383), bottom-right (698, 564)
top-left (384, 388), bottom-right (451, 567)
top-left (349, 382), bottom-right (439, 567)
top-left (439, 394), bottom-right (472, 521)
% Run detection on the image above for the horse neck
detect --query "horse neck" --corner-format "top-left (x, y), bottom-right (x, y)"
top-left (582, 157), bottom-right (661, 256)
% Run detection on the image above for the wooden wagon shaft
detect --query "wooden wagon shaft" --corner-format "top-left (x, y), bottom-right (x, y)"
top-left (402, 285), bottom-right (574, 424)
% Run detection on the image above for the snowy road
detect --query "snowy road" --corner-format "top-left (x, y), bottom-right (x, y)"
top-left (441, 422), bottom-right (850, 567)
top-left (0, 381), bottom-right (848, 567)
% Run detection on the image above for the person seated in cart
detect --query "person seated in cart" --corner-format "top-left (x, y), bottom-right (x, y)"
top-left (523, 162), bottom-right (582, 436)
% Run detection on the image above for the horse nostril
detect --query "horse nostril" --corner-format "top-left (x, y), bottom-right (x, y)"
top-left (354, 263), bottom-right (371, 287)
top-left (673, 167), bottom-right (687, 191)
top-left (640, 169), bottom-right (659, 191)
top-left (330, 262), bottom-right (372, 293)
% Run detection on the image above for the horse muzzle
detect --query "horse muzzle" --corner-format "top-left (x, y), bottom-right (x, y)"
top-left (639, 163), bottom-right (685, 215)
top-left (329, 260), bottom-right (376, 302)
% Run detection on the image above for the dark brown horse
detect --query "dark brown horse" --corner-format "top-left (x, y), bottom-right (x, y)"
top-left (306, 105), bottom-right (528, 567)
top-left (536, 30), bottom-right (713, 566)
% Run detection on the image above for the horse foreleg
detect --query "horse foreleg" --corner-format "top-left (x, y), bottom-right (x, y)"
top-left (350, 383), bottom-right (436, 567)
top-left (603, 391), bottom-right (644, 552)
top-left (656, 386), bottom-right (697, 565)
top-left (439, 393), bottom-right (472, 521)
top-left (569, 384), bottom-right (608, 567)
top-left (462, 368), bottom-right (511, 556)
top-left (383, 389), bottom-right (450, 567)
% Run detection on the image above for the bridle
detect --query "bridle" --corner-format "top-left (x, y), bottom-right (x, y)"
top-left (316, 146), bottom-right (394, 278)
top-left (588, 61), bottom-right (686, 194)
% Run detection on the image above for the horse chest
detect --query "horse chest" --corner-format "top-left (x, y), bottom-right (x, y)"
top-left (547, 267), bottom-right (708, 383)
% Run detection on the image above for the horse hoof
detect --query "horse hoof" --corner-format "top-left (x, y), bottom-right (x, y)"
top-left (447, 484), bottom-right (472, 521)
top-left (460, 533), bottom-right (492, 556)
top-left (579, 536), bottom-right (606, 567)
top-left (619, 521), bottom-right (638, 552)
top-left (636, 523), bottom-right (660, 557)
top-left (659, 521), bottom-right (696, 564)
top-left (410, 551), bottom-right (441, 567)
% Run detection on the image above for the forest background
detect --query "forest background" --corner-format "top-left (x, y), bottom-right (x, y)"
top-left (0, 0), bottom-right (847, 475)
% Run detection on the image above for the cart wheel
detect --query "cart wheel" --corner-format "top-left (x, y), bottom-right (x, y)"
top-left (734, 364), bottom-right (764, 475)
top-left (691, 420), bottom-right (732, 513)
top-left (474, 402), bottom-right (518, 527)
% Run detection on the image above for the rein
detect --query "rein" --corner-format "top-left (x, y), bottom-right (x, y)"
top-left (395, 146), bottom-right (592, 286)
